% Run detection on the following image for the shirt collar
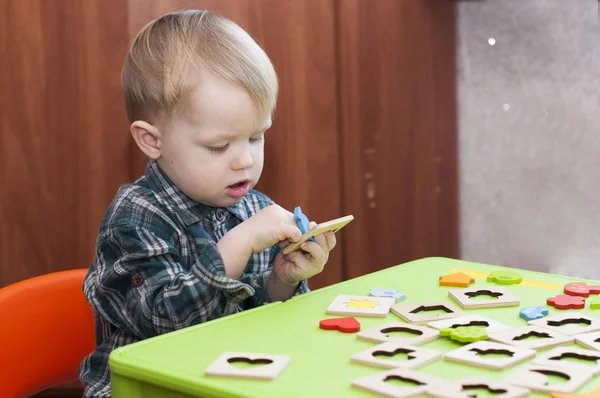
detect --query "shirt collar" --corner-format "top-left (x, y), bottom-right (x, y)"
top-left (144, 160), bottom-right (251, 225)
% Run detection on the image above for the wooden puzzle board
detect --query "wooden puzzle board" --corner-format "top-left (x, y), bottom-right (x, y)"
top-left (109, 257), bottom-right (600, 397)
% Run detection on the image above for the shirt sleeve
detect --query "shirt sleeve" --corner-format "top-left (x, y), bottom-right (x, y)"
top-left (84, 224), bottom-right (256, 339)
top-left (237, 244), bottom-right (310, 309)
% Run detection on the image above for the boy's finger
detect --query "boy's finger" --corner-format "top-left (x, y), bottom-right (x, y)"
top-left (301, 241), bottom-right (326, 269)
top-left (278, 239), bottom-right (291, 248)
top-left (282, 225), bottom-right (303, 242)
top-left (324, 231), bottom-right (336, 251)
top-left (286, 250), bottom-right (311, 268)
top-left (312, 231), bottom-right (328, 251)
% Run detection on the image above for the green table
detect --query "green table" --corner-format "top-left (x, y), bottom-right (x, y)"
top-left (109, 257), bottom-right (600, 397)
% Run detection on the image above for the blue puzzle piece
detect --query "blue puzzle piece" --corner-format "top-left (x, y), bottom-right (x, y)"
top-left (294, 207), bottom-right (315, 243)
top-left (519, 306), bottom-right (549, 321)
top-left (369, 288), bottom-right (407, 303)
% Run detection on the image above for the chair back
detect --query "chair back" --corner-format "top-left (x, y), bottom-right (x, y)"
top-left (0, 269), bottom-right (95, 397)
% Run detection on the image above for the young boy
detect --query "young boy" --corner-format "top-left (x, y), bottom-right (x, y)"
top-left (79, 10), bottom-right (335, 397)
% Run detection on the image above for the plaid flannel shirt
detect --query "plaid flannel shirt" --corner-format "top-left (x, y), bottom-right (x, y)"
top-left (79, 160), bottom-right (309, 397)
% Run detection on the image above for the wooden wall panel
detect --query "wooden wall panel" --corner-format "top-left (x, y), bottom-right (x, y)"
top-left (337, 0), bottom-right (459, 279)
top-left (0, 0), bottom-right (131, 287)
top-left (127, 0), bottom-right (342, 288)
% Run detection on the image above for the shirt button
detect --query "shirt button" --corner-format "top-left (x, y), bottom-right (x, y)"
top-left (215, 210), bottom-right (226, 222)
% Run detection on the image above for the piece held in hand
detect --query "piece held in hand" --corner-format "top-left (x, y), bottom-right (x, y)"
top-left (283, 214), bottom-right (354, 255)
top-left (293, 206), bottom-right (315, 243)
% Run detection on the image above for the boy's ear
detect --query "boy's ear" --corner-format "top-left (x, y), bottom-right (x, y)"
top-left (130, 121), bottom-right (162, 160)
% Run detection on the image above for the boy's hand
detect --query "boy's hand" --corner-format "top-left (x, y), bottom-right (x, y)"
top-left (242, 205), bottom-right (303, 254)
top-left (272, 222), bottom-right (336, 285)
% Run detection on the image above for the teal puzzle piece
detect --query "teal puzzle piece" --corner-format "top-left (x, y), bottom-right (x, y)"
top-left (294, 207), bottom-right (315, 243)
top-left (519, 306), bottom-right (549, 321)
top-left (369, 288), bottom-right (407, 303)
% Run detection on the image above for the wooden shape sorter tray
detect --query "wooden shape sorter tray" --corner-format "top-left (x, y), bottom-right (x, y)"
top-left (356, 322), bottom-right (440, 345)
top-left (531, 346), bottom-right (600, 375)
top-left (327, 295), bottom-right (395, 318)
top-left (352, 368), bottom-right (446, 398)
top-left (575, 330), bottom-right (600, 351)
top-left (391, 302), bottom-right (465, 324)
top-left (428, 314), bottom-right (512, 334)
top-left (448, 287), bottom-right (520, 309)
top-left (427, 377), bottom-right (530, 398)
top-left (528, 312), bottom-right (600, 336)
top-left (505, 364), bottom-right (594, 393)
top-left (443, 341), bottom-right (536, 370)
top-left (350, 342), bottom-right (443, 370)
top-left (488, 325), bottom-right (574, 351)
top-left (205, 352), bottom-right (290, 380)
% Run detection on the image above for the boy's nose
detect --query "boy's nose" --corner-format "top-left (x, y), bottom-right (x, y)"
top-left (231, 149), bottom-right (254, 170)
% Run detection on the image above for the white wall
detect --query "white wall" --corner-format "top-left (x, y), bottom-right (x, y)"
top-left (458, 0), bottom-right (600, 279)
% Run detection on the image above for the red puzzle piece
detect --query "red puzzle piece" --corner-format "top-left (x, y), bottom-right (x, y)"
top-left (547, 294), bottom-right (586, 310)
top-left (319, 317), bottom-right (360, 333)
top-left (564, 282), bottom-right (600, 298)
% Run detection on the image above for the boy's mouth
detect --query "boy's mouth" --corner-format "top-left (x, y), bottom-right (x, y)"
top-left (228, 181), bottom-right (246, 188)
top-left (226, 180), bottom-right (250, 199)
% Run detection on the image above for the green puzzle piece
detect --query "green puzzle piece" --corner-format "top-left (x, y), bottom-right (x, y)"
top-left (591, 297), bottom-right (600, 310)
top-left (440, 326), bottom-right (488, 343)
top-left (487, 270), bottom-right (523, 285)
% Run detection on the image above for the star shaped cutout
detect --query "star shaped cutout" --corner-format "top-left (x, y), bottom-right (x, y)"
top-left (344, 299), bottom-right (379, 309)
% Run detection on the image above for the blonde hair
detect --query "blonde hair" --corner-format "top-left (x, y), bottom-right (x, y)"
top-left (122, 10), bottom-right (278, 124)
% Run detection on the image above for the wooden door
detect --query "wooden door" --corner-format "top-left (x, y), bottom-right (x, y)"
top-left (0, 0), bottom-right (131, 287)
top-left (127, 0), bottom-right (343, 289)
top-left (337, 0), bottom-right (459, 279)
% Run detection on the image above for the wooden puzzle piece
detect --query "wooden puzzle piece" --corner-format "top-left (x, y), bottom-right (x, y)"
top-left (487, 270), bottom-right (523, 285)
top-left (450, 268), bottom-right (562, 290)
top-left (427, 377), bottom-right (530, 398)
top-left (293, 206), bottom-right (315, 243)
top-left (352, 367), bottom-right (446, 398)
top-left (564, 282), bottom-right (600, 298)
top-left (427, 314), bottom-right (512, 334)
top-left (574, 330), bottom-right (600, 351)
top-left (488, 325), bottom-right (574, 351)
top-left (440, 326), bottom-right (488, 343)
top-left (439, 272), bottom-right (475, 287)
top-left (283, 215), bottom-right (353, 254)
top-left (519, 306), bottom-right (549, 321)
top-left (552, 387), bottom-right (600, 397)
top-left (391, 302), bottom-right (465, 324)
top-left (444, 341), bottom-right (535, 370)
top-left (319, 317), bottom-right (360, 333)
top-left (504, 364), bottom-right (594, 393)
top-left (528, 312), bottom-right (600, 336)
top-left (327, 295), bottom-right (394, 318)
top-left (205, 352), bottom-right (290, 380)
top-left (350, 342), bottom-right (442, 370)
top-left (532, 346), bottom-right (600, 375)
top-left (356, 322), bottom-right (440, 345)
top-left (370, 288), bottom-right (407, 303)
top-left (448, 287), bottom-right (520, 309)
top-left (547, 294), bottom-right (586, 310)
top-left (591, 297), bottom-right (600, 309)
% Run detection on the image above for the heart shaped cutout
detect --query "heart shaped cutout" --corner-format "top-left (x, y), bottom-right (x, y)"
top-left (319, 317), bottom-right (360, 333)
top-left (227, 357), bottom-right (273, 369)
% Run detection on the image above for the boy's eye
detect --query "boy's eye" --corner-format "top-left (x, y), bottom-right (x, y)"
top-left (249, 134), bottom-right (264, 143)
top-left (207, 143), bottom-right (229, 153)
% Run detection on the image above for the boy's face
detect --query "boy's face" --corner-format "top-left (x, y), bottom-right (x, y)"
top-left (157, 71), bottom-right (269, 207)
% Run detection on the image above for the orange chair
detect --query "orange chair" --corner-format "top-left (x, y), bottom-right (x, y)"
top-left (0, 269), bottom-right (96, 397)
